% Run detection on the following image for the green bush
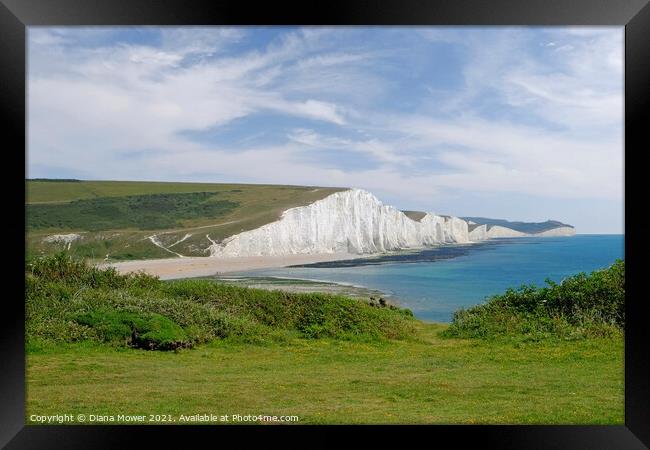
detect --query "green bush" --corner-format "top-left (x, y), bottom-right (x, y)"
top-left (26, 252), bottom-right (159, 290)
top-left (444, 260), bottom-right (624, 340)
top-left (26, 254), bottom-right (416, 350)
top-left (73, 310), bottom-right (189, 350)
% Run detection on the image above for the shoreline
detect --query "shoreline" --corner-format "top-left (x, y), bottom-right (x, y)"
top-left (207, 275), bottom-right (394, 302)
top-left (101, 252), bottom-right (364, 280)
top-left (99, 242), bottom-right (483, 281)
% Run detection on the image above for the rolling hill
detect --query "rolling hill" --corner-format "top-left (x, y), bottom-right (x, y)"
top-left (26, 179), bottom-right (346, 261)
top-left (27, 180), bottom-right (575, 262)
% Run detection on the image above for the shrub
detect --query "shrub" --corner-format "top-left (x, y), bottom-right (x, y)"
top-left (26, 254), bottom-right (416, 350)
top-left (73, 309), bottom-right (190, 350)
top-left (26, 252), bottom-right (159, 290)
top-left (444, 260), bottom-right (624, 340)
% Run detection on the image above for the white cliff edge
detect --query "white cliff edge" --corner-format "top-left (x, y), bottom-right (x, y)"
top-left (486, 225), bottom-right (529, 238)
top-left (207, 188), bottom-right (575, 258)
top-left (482, 225), bottom-right (576, 239)
top-left (534, 226), bottom-right (576, 237)
top-left (209, 189), bottom-right (469, 257)
top-left (468, 224), bottom-right (488, 241)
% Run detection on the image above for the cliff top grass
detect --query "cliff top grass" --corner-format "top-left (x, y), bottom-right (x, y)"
top-left (26, 179), bottom-right (345, 204)
top-left (26, 321), bottom-right (623, 424)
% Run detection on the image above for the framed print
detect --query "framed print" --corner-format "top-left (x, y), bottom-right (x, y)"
top-left (1, 0), bottom-right (648, 448)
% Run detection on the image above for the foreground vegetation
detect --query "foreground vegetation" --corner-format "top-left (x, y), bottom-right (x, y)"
top-left (26, 179), bottom-right (345, 260)
top-left (27, 324), bottom-right (622, 424)
top-left (444, 260), bottom-right (624, 341)
top-left (25, 254), bottom-right (624, 424)
top-left (26, 254), bottom-right (415, 350)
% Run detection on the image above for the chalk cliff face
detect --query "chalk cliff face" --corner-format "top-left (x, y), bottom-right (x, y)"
top-left (468, 224), bottom-right (488, 241)
top-left (485, 224), bottom-right (576, 238)
top-left (480, 225), bottom-right (576, 241)
top-left (534, 226), bottom-right (576, 237)
top-left (486, 225), bottom-right (529, 238)
top-left (209, 189), bottom-right (469, 257)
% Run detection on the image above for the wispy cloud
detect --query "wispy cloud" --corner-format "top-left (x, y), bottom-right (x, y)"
top-left (27, 26), bottom-right (623, 233)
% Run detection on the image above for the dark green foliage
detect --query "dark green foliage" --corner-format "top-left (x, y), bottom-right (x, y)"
top-left (26, 252), bottom-right (159, 289)
top-left (26, 254), bottom-right (415, 350)
top-left (73, 310), bottom-right (189, 350)
top-left (161, 279), bottom-right (415, 340)
top-left (444, 260), bottom-right (624, 340)
top-left (27, 192), bottom-right (239, 231)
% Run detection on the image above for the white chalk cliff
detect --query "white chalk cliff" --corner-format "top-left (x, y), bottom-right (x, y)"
top-left (207, 188), bottom-right (576, 258)
top-left (209, 189), bottom-right (470, 257)
top-left (468, 224), bottom-right (488, 241)
top-left (486, 225), bottom-right (529, 238)
top-left (533, 226), bottom-right (576, 237)
top-left (481, 224), bottom-right (576, 239)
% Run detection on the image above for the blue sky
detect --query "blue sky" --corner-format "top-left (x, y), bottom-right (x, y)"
top-left (27, 27), bottom-right (624, 233)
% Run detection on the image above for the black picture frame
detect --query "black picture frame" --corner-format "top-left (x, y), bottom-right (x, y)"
top-left (2, 0), bottom-right (647, 447)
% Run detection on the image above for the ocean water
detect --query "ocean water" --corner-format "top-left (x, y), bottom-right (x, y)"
top-left (236, 235), bottom-right (624, 323)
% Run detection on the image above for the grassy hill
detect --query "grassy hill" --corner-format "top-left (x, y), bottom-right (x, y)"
top-left (25, 254), bottom-right (624, 424)
top-left (462, 217), bottom-right (574, 234)
top-left (26, 179), bottom-right (346, 261)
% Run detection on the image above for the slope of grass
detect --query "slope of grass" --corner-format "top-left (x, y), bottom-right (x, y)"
top-left (26, 254), bottom-right (416, 349)
top-left (27, 192), bottom-right (239, 231)
top-left (26, 180), bottom-right (347, 260)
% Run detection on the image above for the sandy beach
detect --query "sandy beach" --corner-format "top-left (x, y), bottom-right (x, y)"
top-left (101, 253), bottom-right (361, 280)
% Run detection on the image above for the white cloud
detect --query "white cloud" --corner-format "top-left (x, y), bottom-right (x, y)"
top-left (158, 27), bottom-right (246, 56)
top-left (27, 27), bottom-right (623, 231)
top-left (28, 27), bottom-right (356, 166)
top-left (501, 28), bottom-right (623, 132)
top-left (287, 129), bottom-right (412, 165)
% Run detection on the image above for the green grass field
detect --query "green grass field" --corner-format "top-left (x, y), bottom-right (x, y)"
top-left (26, 180), bottom-right (346, 261)
top-left (26, 324), bottom-right (623, 425)
top-left (24, 254), bottom-right (624, 425)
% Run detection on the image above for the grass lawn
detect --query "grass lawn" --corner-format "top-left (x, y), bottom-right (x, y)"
top-left (26, 322), bottom-right (623, 425)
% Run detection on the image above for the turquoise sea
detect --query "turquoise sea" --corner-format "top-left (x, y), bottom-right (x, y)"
top-left (236, 235), bottom-right (624, 323)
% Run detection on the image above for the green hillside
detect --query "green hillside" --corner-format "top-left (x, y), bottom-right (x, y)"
top-left (26, 180), bottom-right (346, 261)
